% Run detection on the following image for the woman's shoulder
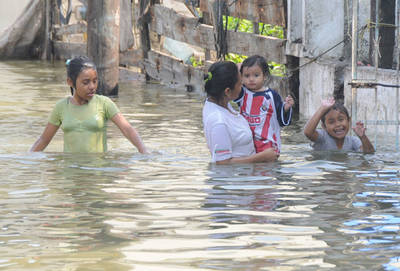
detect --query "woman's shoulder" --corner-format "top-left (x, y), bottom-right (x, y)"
top-left (54, 97), bottom-right (70, 107)
top-left (203, 101), bottom-right (225, 122)
top-left (91, 94), bottom-right (118, 107)
top-left (93, 94), bottom-right (112, 102)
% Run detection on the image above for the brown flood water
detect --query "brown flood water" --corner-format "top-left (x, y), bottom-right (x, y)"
top-left (0, 60), bottom-right (400, 270)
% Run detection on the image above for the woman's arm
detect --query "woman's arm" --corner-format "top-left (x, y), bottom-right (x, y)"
top-left (30, 123), bottom-right (59, 152)
top-left (216, 148), bottom-right (278, 165)
top-left (304, 98), bottom-right (335, 142)
top-left (111, 113), bottom-right (148, 154)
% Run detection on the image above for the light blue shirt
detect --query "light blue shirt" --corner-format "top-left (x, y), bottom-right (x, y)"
top-left (312, 129), bottom-right (362, 152)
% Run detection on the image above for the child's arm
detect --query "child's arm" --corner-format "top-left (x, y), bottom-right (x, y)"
top-left (271, 90), bottom-right (292, 126)
top-left (284, 95), bottom-right (294, 112)
top-left (303, 98), bottom-right (335, 142)
top-left (352, 121), bottom-right (375, 154)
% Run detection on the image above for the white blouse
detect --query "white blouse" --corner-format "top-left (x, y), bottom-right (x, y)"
top-left (202, 100), bottom-right (255, 162)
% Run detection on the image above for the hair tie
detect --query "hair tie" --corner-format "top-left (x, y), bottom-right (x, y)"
top-left (204, 72), bottom-right (212, 83)
top-left (65, 59), bottom-right (71, 66)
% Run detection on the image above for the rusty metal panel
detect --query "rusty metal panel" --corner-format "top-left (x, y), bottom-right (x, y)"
top-left (199, 0), bottom-right (285, 26)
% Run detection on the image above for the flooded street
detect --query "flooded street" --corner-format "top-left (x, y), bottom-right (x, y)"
top-left (0, 60), bottom-right (400, 270)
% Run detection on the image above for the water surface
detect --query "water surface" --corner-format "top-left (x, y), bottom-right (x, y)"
top-left (0, 60), bottom-right (399, 270)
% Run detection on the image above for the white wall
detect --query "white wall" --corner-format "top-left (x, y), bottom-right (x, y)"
top-left (286, 0), bottom-right (344, 59)
top-left (344, 67), bottom-right (400, 139)
top-left (299, 59), bottom-right (337, 119)
top-left (0, 0), bottom-right (30, 34)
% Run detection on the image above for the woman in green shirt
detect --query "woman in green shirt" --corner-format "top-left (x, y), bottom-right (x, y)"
top-left (31, 56), bottom-right (148, 153)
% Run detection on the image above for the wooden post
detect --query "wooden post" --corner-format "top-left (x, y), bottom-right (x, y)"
top-left (41, 0), bottom-right (51, 60)
top-left (253, 21), bottom-right (259, 35)
top-left (87, 0), bottom-right (120, 96)
top-left (286, 55), bottom-right (299, 113)
top-left (203, 11), bottom-right (212, 61)
top-left (139, 0), bottom-right (153, 81)
top-left (120, 0), bottom-right (135, 52)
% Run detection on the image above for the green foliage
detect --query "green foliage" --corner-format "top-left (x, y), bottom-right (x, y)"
top-left (223, 16), bottom-right (286, 77)
top-left (224, 53), bottom-right (247, 63)
top-left (258, 23), bottom-right (284, 39)
top-left (269, 61), bottom-right (286, 77)
top-left (189, 15), bottom-right (286, 77)
top-left (223, 16), bottom-right (284, 39)
top-left (190, 56), bottom-right (203, 68)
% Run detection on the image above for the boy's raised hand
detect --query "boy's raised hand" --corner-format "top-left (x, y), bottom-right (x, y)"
top-left (321, 97), bottom-right (335, 109)
top-left (284, 95), bottom-right (294, 111)
top-left (353, 121), bottom-right (366, 138)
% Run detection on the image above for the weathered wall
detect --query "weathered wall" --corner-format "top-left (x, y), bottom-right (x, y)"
top-left (289, 0), bottom-right (347, 122)
top-left (0, 0), bottom-right (30, 34)
top-left (299, 59), bottom-right (337, 119)
top-left (344, 67), bottom-right (400, 136)
top-left (286, 0), bottom-right (344, 58)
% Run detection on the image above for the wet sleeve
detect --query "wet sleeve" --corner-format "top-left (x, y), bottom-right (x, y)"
top-left (48, 101), bottom-right (62, 126)
top-left (209, 123), bottom-right (233, 162)
top-left (104, 97), bottom-right (120, 120)
top-left (311, 129), bottom-right (326, 150)
top-left (352, 136), bottom-right (362, 152)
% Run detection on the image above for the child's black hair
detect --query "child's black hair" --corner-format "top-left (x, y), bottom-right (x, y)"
top-left (66, 56), bottom-right (97, 95)
top-left (321, 102), bottom-right (350, 126)
top-left (204, 61), bottom-right (239, 103)
top-left (240, 55), bottom-right (270, 77)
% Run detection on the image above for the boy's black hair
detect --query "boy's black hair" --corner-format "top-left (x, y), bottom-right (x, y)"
top-left (204, 61), bottom-right (239, 103)
top-left (321, 102), bottom-right (350, 126)
top-left (66, 56), bottom-right (97, 95)
top-left (240, 55), bottom-right (270, 77)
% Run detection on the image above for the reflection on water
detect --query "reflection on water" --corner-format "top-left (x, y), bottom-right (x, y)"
top-left (0, 60), bottom-right (400, 270)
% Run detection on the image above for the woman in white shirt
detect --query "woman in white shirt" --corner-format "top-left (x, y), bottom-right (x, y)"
top-left (202, 61), bottom-right (277, 164)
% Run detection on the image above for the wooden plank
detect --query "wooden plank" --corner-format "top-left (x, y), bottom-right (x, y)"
top-left (53, 22), bottom-right (87, 39)
top-left (87, 0), bottom-right (120, 96)
top-left (142, 49), bottom-right (205, 92)
top-left (53, 41), bottom-right (141, 68)
top-left (149, 5), bottom-right (286, 63)
top-left (195, 0), bottom-right (286, 26)
top-left (52, 41), bottom-right (86, 59)
top-left (120, 48), bottom-right (142, 66)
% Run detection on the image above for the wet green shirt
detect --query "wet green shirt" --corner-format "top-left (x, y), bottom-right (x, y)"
top-left (49, 94), bottom-right (120, 152)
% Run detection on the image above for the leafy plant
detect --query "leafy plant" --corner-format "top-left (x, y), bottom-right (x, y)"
top-left (189, 14), bottom-right (286, 77)
top-left (225, 53), bottom-right (247, 63)
top-left (190, 56), bottom-right (203, 67)
top-left (222, 16), bottom-right (286, 77)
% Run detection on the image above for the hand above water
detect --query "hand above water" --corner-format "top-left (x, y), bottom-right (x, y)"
top-left (321, 97), bottom-right (335, 110)
top-left (352, 121), bottom-right (367, 138)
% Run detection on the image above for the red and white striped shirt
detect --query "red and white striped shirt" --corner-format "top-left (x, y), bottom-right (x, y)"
top-left (235, 87), bottom-right (292, 153)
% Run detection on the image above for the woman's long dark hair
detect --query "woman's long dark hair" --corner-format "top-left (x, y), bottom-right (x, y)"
top-left (204, 61), bottom-right (239, 103)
